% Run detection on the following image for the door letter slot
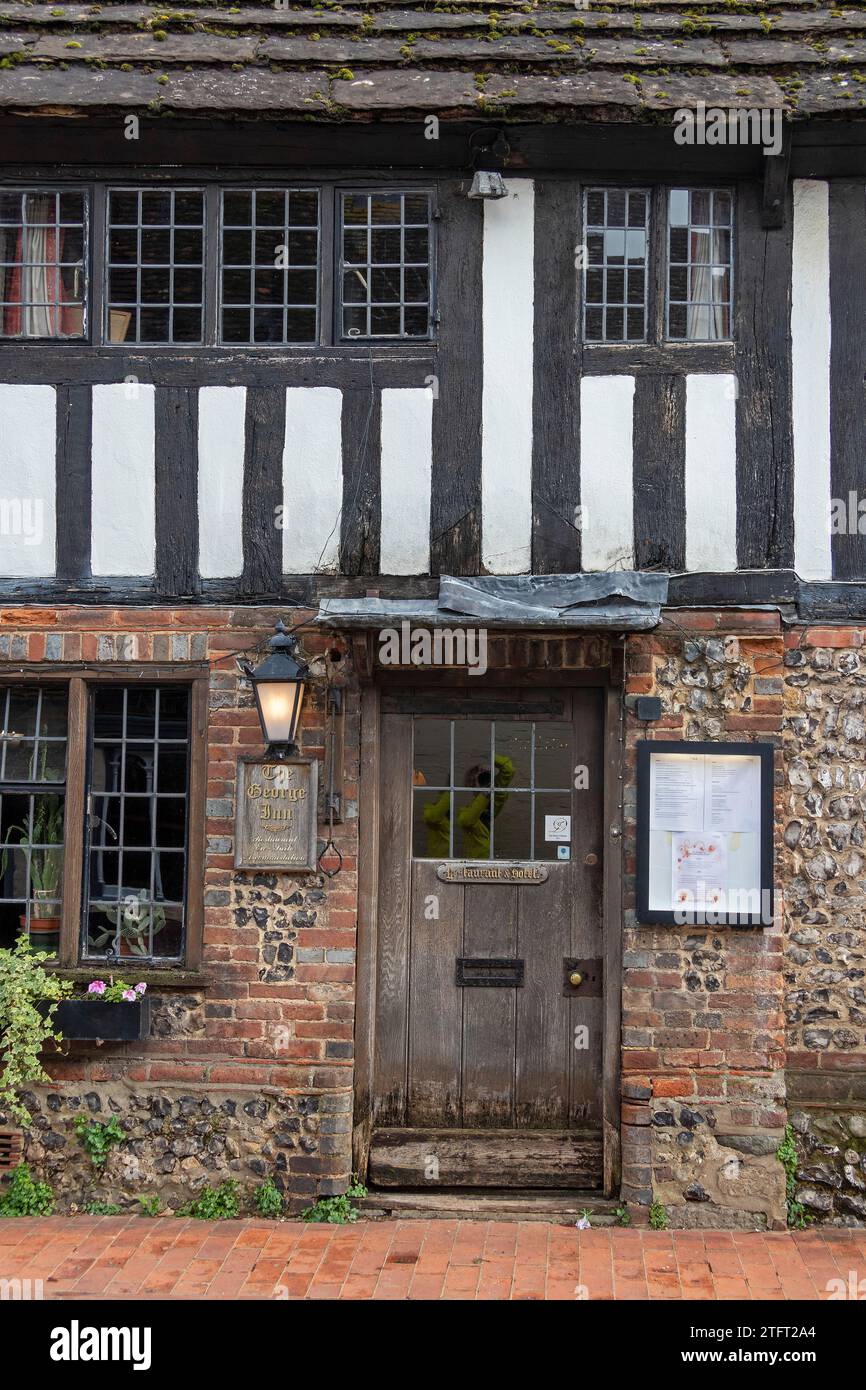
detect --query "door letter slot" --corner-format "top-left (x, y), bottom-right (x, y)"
top-left (456, 958), bottom-right (525, 988)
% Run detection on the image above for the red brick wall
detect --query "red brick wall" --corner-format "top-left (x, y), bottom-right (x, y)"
top-left (621, 612), bottom-right (788, 1228)
top-left (0, 605), bottom-right (359, 1211)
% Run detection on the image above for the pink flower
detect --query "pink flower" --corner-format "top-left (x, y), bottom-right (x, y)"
top-left (122, 989), bottom-right (137, 1003)
top-left (87, 980), bottom-right (106, 995)
top-left (134, 982), bottom-right (147, 995)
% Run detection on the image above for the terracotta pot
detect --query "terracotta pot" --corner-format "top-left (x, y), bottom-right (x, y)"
top-left (19, 913), bottom-right (61, 949)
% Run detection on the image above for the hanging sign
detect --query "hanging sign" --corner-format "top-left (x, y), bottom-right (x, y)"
top-left (636, 741), bottom-right (774, 927)
top-left (235, 757), bottom-right (318, 872)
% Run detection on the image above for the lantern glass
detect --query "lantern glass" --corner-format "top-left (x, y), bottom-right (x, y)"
top-left (256, 679), bottom-right (305, 749)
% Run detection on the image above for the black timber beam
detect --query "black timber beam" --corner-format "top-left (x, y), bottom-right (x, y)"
top-left (761, 125), bottom-right (792, 229)
top-left (3, 117), bottom-right (866, 178)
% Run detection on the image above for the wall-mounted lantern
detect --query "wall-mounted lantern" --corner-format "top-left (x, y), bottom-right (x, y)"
top-left (241, 620), bottom-right (309, 758)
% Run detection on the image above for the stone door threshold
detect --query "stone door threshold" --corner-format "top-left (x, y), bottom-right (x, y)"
top-left (362, 1188), bottom-right (621, 1223)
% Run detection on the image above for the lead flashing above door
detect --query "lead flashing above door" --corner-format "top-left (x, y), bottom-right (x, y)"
top-left (316, 571), bottom-right (668, 631)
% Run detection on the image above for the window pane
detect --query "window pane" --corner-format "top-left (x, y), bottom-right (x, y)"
top-left (583, 188), bottom-right (648, 343)
top-left (494, 723), bottom-right (531, 788)
top-left (340, 191), bottom-right (431, 340)
top-left (0, 742), bottom-right (65, 951)
top-left (413, 718), bottom-right (578, 863)
top-left (370, 305), bottom-right (400, 336)
top-left (83, 686), bottom-right (190, 963)
top-left (413, 720), bottom-right (451, 788)
top-left (0, 190), bottom-right (87, 340)
top-left (105, 188), bottom-right (204, 344)
top-left (491, 791), bottom-right (531, 862)
top-left (0, 686), bottom-right (67, 784)
top-left (413, 789), bottom-right (451, 858)
top-left (223, 191), bottom-right (251, 226)
top-left (219, 188), bottom-right (319, 345)
top-left (534, 724), bottom-right (574, 789)
top-left (667, 188), bottom-right (734, 342)
top-left (453, 720), bottom-right (491, 785)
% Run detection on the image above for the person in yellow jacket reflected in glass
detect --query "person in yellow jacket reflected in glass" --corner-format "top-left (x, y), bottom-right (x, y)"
top-left (419, 755), bottom-right (515, 859)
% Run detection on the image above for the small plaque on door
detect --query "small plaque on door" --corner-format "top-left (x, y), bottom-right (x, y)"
top-left (438, 861), bottom-right (549, 885)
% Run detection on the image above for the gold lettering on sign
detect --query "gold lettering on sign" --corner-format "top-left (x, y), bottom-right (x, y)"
top-left (235, 758), bottom-right (317, 872)
top-left (436, 862), bottom-right (549, 885)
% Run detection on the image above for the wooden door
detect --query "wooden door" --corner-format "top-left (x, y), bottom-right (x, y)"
top-left (369, 687), bottom-right (605, 1190)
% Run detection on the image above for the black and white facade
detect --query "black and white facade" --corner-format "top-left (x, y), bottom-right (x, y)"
top-left (0, 164), bottom-right (864, 599)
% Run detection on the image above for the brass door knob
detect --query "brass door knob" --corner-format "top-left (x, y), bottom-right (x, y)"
top-left (569, 971), bottom-right (583, 988)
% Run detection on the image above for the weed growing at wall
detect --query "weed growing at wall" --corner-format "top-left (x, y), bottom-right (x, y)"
top-left (777, 1124), bottom-right (810, 1230)
top-left (74, 1115), bottom-right (126, 1169)
top-left (253, 1178), bottom-right (284, 1219)
top-left (649, 1201), bottom-right (669, 1231)
top-left (0, 1163), bottom-right (54, 1217)
top-left (178, 1179), bottom-right (240, 1220)
top-left (301, 1176), bottom-right (367, 1225)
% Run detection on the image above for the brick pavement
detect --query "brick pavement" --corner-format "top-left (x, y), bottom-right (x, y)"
top-left (1, 1218), bottom-right (865, 1300)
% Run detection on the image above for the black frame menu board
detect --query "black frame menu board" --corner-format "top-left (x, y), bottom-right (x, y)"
top-left (636, 741), bottom-right (774, 927)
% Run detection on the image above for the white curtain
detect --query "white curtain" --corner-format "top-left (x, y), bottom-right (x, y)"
top-left (687, 228), bottom-right (727, 341)
top-left (22, 197), bottom-right (55, 337)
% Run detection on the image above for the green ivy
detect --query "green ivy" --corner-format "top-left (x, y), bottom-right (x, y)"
top-left (253, 1178), bottom-right (284, 1219)
top-left (0, 936), bottom-right (71, 1125)
top-left (301, 1176), bottom-right (367, 1225)
top-left (777, 1123), bottom-right (810, 1229)
top-left (85, 1199), bottom-right (121, 1215)
top-left (615, 1204), bottom-right (631, 1227)
top-left (178, 1179), bottom-right (240, 1220)
top-left (137, 1195), bottom-right (162, 1217)
top-left (74, 1114), bottom-right (126, 1170)
top-left (0, 1163), bottom-right (54, 1217)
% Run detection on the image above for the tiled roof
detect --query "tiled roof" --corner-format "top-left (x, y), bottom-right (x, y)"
top-left (0, 2), bottom-right (864, 119)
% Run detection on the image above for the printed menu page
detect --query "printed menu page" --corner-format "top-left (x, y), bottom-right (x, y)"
top-left (649, 753), bottom-right (705, 831)
top-left (672, 832), bottom-right (728, 909)
top-left (650, 751), bottom-right (760, 835)
top-left (703, 755), bottom-right (761, 834)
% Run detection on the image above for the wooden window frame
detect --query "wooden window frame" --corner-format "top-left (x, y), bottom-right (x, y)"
top-left (335, 186), bottom-right (437, 344)
top-left (0, 179), bottom-right (439, 351)
top-left (581, 183), bottom-right (736, 372)
top-left (104, 185), bottom-right (207, 348)
top-left (1, 666), bottom-right (207, 976)
top-left (0, 183), bottom-right (90, 346)
top-left (218, 186), bottom-right (321, 348)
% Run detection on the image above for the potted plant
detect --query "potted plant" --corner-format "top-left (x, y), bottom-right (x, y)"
top-left (50, 977), bottom-right (151, 1043)
top-left (89, 890), bottom-right (166, 959)
top-left (1, 794), bottom-right (64, 951)
top-left (0, 935), bottom-right (71, 1126)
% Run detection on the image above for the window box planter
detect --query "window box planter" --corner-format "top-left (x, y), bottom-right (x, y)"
top-left (41, 996), bottom-right (151, 1042)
